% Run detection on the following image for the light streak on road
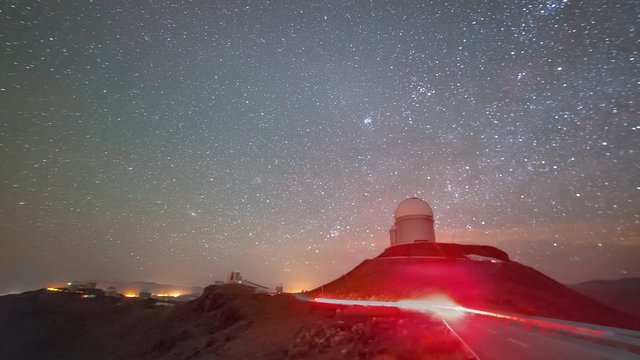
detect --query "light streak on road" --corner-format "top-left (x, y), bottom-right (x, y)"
top-left (313, 295), bottom-right (466, 320)
top-left (308, 296), bottom-right (640, 359)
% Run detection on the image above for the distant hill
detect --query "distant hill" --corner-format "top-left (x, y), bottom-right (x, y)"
top-left (570, 278), bottom-right (640, 318)
top-left (307, 242), bottom-right (640, 331)
top-left (94, 280), bottom-right (204, 296)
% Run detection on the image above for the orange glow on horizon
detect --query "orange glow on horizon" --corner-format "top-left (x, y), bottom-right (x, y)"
top-left (45, 282), bottom-right (67, 289)
top-left (155, 293), bottom-right (182, 297)
top-left (286, 280), bottom-right (318, 293)
top-left (288, 288), bottom-right (308, 293)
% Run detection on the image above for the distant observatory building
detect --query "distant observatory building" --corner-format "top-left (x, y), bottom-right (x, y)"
top-left (389, 197), bottom-right (435, 246)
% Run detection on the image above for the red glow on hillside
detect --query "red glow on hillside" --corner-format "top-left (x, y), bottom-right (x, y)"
top-left (308, 257), bottom-right (487, 307)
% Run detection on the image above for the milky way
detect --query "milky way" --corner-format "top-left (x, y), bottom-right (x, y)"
top-left (1, 1), bottom-right (638, 293)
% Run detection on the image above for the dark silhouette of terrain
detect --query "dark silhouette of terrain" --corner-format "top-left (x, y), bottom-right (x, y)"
top-left (0, 285), bottom-right (473, 359)
top-left (2, 244), bottom-right (638, 358)
top-left (570, 278), bottom-right (640, 318)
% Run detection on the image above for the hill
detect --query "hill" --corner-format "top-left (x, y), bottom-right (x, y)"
top-left (94, 280), bottom-right (204, 296)
top-left (307, 242), bottom-right (640, 331)
top-left (0, 285), bottom-right (473, 359)
top-left (570, 278), bottom-right (640, 318)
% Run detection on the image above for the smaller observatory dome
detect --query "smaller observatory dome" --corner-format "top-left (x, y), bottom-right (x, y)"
top-left (394, 197), bottom-right (433, 219)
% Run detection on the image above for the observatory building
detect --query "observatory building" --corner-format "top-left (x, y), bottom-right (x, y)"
top-left (389, 197), bottom-right (435, 246)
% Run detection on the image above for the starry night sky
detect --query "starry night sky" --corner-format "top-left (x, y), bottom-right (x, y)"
top-left (1, 0), bottom-right (638, 293)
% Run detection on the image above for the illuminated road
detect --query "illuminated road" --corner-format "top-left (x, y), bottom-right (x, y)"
top-left (307, 296), bottom-right (640, 360)
top-left (444, 313), bottom-right (639, 360)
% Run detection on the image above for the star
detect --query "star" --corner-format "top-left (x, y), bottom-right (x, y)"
top-left (0, 0), bottom-right (637, 292)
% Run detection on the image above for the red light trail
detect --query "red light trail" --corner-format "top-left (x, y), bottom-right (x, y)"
top-left (313, 296), bottom-right (606, 336)
top-left (309, 296), bottom-right (640, 359)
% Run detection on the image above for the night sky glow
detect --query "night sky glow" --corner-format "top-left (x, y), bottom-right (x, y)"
top-left (1, 1), bottom-right (638, 293)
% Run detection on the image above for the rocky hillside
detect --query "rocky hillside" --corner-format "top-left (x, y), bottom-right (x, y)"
top-left (307, 244), bottom-right (640, 331)
top-left (0, 285), bottom-right (474, 359)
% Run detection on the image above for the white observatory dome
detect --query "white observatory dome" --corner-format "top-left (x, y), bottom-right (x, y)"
top-left (390, 197), bottom-right (435, 245)
top-left (394, 197), bottom-right (433, 219)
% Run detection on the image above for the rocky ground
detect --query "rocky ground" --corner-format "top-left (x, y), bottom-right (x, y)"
top-left (0, 285), bottom-right (474, 359)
